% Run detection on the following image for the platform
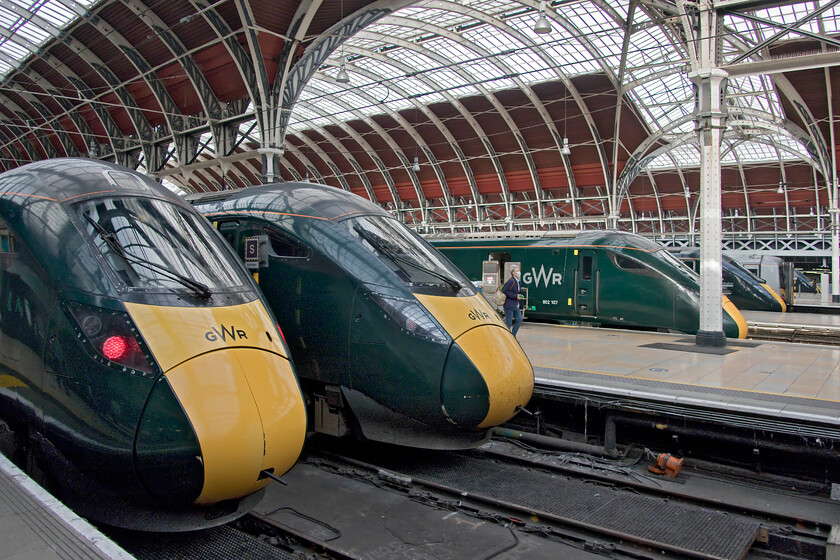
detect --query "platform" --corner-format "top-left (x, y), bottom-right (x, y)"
top-left (518, 323), bottom-right (840, 439)
top-left (0, 452), bottom-right (133, 560)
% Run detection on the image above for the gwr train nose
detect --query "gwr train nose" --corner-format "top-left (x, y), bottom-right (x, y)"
top-left (762, 283), bottom-right (787, 312)
top-left (722, 295), bottom-right (748, 339)
top-left (441, 326), bottom-right (534, 429)
top-left (135, 349), bottom-right (306, 505)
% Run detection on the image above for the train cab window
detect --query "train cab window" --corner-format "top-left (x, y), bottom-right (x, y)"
top-left (581, 256), bottom-right (593, 280)
top-left (345, 214), bottom-right (474, 295)
top-left (74, 197), bottom-right (252, 292)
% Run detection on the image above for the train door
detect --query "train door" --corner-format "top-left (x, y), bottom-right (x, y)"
top-left (482, 260), bottom-right (501, 306)
top-left (482, 252), bottom-right (511, 304)
top-left (575, 249), bottom-right (597, 316)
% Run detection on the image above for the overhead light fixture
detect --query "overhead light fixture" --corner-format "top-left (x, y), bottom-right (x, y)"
top-left (734, 208), bottom-right (739, 217)
top-left (335, 65), bottom-right (350, 84)
top-left (777, 182), bottom-right (784, 194)
top-left (534, 1), bottom-right (552, 34)
top-left (412, 156), bottom-right (420, 172)
top-left (560, 137), bottom-right (571, 155)
top-left (335, 0), bottom-right (350, 84)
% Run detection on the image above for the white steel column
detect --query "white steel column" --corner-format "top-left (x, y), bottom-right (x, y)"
top-left (690, 1), bottom-right (728, 346)
top-left (832, 205), bottom-right (840, 302)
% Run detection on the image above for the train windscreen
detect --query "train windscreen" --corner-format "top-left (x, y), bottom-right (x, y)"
top-left (75, 197), bottom-right (251, 293)
top-left (651, 248), bottom-right (700, 283)
top-left (726, 258), bottom-right (766, 283)
top-left (346, 215), bottom-right (474, 294)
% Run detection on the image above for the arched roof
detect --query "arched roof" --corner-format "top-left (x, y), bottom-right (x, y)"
top-left (1, 0), bottom-right (839, 244)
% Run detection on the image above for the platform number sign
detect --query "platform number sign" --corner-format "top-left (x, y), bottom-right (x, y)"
top-left (244, 236), bottom-right (261, 269)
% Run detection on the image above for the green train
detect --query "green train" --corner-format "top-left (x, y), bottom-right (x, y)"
top-left (0, 159), bottom-right (307, 530)
top-left (429, 231), bottom-right (747, 338)
top-left (678, 249), bottom-right (786, 312)
top-left (190, 183), bottom-right (534, 450)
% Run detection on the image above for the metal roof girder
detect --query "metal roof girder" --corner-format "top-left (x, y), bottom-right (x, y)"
top-left (275, 0), bottom-right (405, 143)
top-left (339, 30), bottom-right (498, 221)
top-left (85, 12), bottom-right (183, 134)
top-left (187, 0), bottom-right (262, 138)
top-left (123, 0), bottom-right (225, 122)
top-left (0, 91), bottom-right (70, 157)
top-left (291, 132), bottom-right (352, 191)
top-left (324, 43), bottom-right (475, 216)
top-left (60, 35), bottom-right (155, 143)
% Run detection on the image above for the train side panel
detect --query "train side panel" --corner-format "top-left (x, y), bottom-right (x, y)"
top-left (436, 242), bottom-right (685, 332)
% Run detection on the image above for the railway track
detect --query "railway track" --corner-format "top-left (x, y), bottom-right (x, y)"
top-left (747, 321), bottom-right (840, 345)
top-left (108, 434), bottom-right (839, 560)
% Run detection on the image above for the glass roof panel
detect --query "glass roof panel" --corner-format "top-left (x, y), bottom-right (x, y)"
top-left (0, 0), bottom-right (93, 76)
top-left (648, 144), bottom-right (700, 168)
top-left (821, 6), bottom-right (840, 33)
top-left (423, 37), bottom-right (477, 63)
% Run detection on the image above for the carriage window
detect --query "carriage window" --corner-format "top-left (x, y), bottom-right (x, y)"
top-left (0, 218), bottom-right (15, 253)
top-left (268, 230), bottom-right (310, 258)
top-left (615, 254), bottom-right (645, 270)
top-left (581, 256), bottom-right (592, 280)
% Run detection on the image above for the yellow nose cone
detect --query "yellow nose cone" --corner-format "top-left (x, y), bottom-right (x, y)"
top-left (762, 283), bottom-right (787, 312)
top-left (722, 295), bottom-right (748, 339)
top-left (415, 293), bottom-right (535, 429)
top-left (457, 325), bottom-right (534, 428)
top-left (164, 348), bottom-right (306, 504)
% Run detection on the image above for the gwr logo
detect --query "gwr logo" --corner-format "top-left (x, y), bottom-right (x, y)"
top-left (205, 325), bottom-right (248, 342)
top-left (522, 265), bottom-right (562, 288)
top-left (468, 308), bottom-right (491, 321)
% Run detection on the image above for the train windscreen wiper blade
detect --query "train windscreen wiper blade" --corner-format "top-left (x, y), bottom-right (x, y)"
top-left (84, 214), bottom-right (212, 299)
top-left (353, 226), bottom-right (461, 292)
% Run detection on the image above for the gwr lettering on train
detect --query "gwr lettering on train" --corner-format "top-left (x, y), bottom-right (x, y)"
top-left (522, 265), bottom-right (563, 287)
top-left (205, 325), bottom-right (248, 342)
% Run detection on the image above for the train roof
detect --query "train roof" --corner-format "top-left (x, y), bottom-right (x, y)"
top-left (426, 229), bottom-right (667, 252)
top-left (676, 248), bottom-right (736, 263)
top-left (187, 182), bottom-right (390, 221)
top-left (0, 158), bottom-right (184, 206)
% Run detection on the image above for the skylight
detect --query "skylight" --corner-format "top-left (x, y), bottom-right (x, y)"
top-left (0, 0), bottom-right (94, 78)
top-left (292, 0), bottom-right (823, 170)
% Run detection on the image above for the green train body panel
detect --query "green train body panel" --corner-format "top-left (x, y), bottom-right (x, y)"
top-left (430, 231), bottom-right (743, 338)
top-left (216, 215), bottom-right (452, 425)
top-left (193, 182), bottom-right (535, 449)
top-left (1, 159), bottom-right (306, 531)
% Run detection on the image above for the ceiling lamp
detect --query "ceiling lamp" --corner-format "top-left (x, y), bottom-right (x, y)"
top-left (335, 0), bottom-right (350, 84)
top-left (534, 1), bottom-right (552, 34)
top-left (777, 182), bottom-right (784, 194)
top-left (560, 137), bottom-right (571, 155)
top-left (335, 65), bottom-right (350, 84)
top-left (412, 156), bottom-right (420, 172)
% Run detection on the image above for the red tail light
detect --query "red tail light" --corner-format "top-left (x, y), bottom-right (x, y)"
top-left (65, 302), bottom-right (156, 376)
top-left (102, 336), bottom-right (129, 360)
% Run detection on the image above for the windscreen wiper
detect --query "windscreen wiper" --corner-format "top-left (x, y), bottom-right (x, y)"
top-left (354, 226), bottom-right (461, 292)
top-left (85, 214), bottom-right (212, 299)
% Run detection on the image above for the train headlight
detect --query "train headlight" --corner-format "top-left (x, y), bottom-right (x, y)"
top-left (369, 293), bottom-right (450, 343)
top-left (65, 302), bottom-right (157, 376)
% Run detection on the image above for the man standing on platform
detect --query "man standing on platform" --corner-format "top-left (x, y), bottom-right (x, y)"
top-left (503, 265), bottom-right (523, 336)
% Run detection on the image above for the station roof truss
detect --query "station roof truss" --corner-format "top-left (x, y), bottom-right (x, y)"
top-left (1, 0), bottom-right (839, 248)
